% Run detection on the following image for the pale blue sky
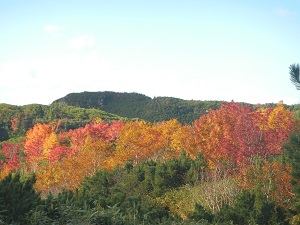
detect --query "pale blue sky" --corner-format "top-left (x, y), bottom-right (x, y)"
top-left (1, 0), bottom-right (300, 105)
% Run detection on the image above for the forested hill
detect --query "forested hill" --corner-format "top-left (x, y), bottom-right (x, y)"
top-left (53, 91), bottom-right (225, 124)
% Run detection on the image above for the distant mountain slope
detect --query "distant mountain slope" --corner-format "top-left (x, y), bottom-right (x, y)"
top-left (54, 91), bottom-right (151, 118)
top-left (53, 91), bottom-right (224, 124)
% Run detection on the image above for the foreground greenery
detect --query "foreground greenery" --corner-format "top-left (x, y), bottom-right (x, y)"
top-left (1, 148), bottom-right (298, 224)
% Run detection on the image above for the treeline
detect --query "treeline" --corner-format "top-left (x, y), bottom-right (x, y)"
top-left (0, 103), bottom-right (125, 142)
top-left (1, 102), bottom-right (300, 224)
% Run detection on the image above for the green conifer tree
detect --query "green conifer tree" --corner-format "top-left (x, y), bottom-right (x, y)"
top-left (0, 172), bottom-right (41, 224)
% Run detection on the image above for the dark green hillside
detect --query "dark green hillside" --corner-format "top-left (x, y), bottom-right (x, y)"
top-left (53, 91), bottom-right (151, 120)
top-left (0, 103), bottom-right (126, 142)
top-left (53, 91), bottom-right (224, 124)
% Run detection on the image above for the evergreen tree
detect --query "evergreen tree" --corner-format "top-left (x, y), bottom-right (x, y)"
top-left (188, 203), bottom-right (214, 223)
top-left (0, 172), bottom-right (41, 224)
top-left (214, 190), bottom-right (288, 225)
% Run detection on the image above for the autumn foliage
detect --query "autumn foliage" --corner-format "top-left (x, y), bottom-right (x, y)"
top-left (193, 102), bottom-right (293, 170)
top-left (0, 140), bottom-right (24, 179)
top-left (0, 102), bottom-right (296, 203)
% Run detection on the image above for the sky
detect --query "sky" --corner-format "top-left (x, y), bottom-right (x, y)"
top-left (1, 0), bottom-right (300, 106)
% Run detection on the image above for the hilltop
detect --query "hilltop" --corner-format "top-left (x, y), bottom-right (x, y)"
top-left (53, 91), bottom-right (225, 124)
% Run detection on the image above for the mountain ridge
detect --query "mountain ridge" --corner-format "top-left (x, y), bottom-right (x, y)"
top-left (52, 91), bottom-right (243, 124)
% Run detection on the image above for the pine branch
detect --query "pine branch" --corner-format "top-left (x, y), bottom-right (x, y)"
top-left (290, 63), bottom-right (300, 90)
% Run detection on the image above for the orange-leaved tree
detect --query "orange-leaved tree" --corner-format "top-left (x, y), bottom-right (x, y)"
top-left (115, 121), bottom-right (160, 165)
top-left (193, 102), bottom-right (294, 172)
top-left (24, 123), bottom-right (54, 172)
top-left (193, 102), bottom-right (253, 170)
top-left (34, 120), bottom-right (122, 195)
top-left (35, 136), bottom-right (111, 195)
